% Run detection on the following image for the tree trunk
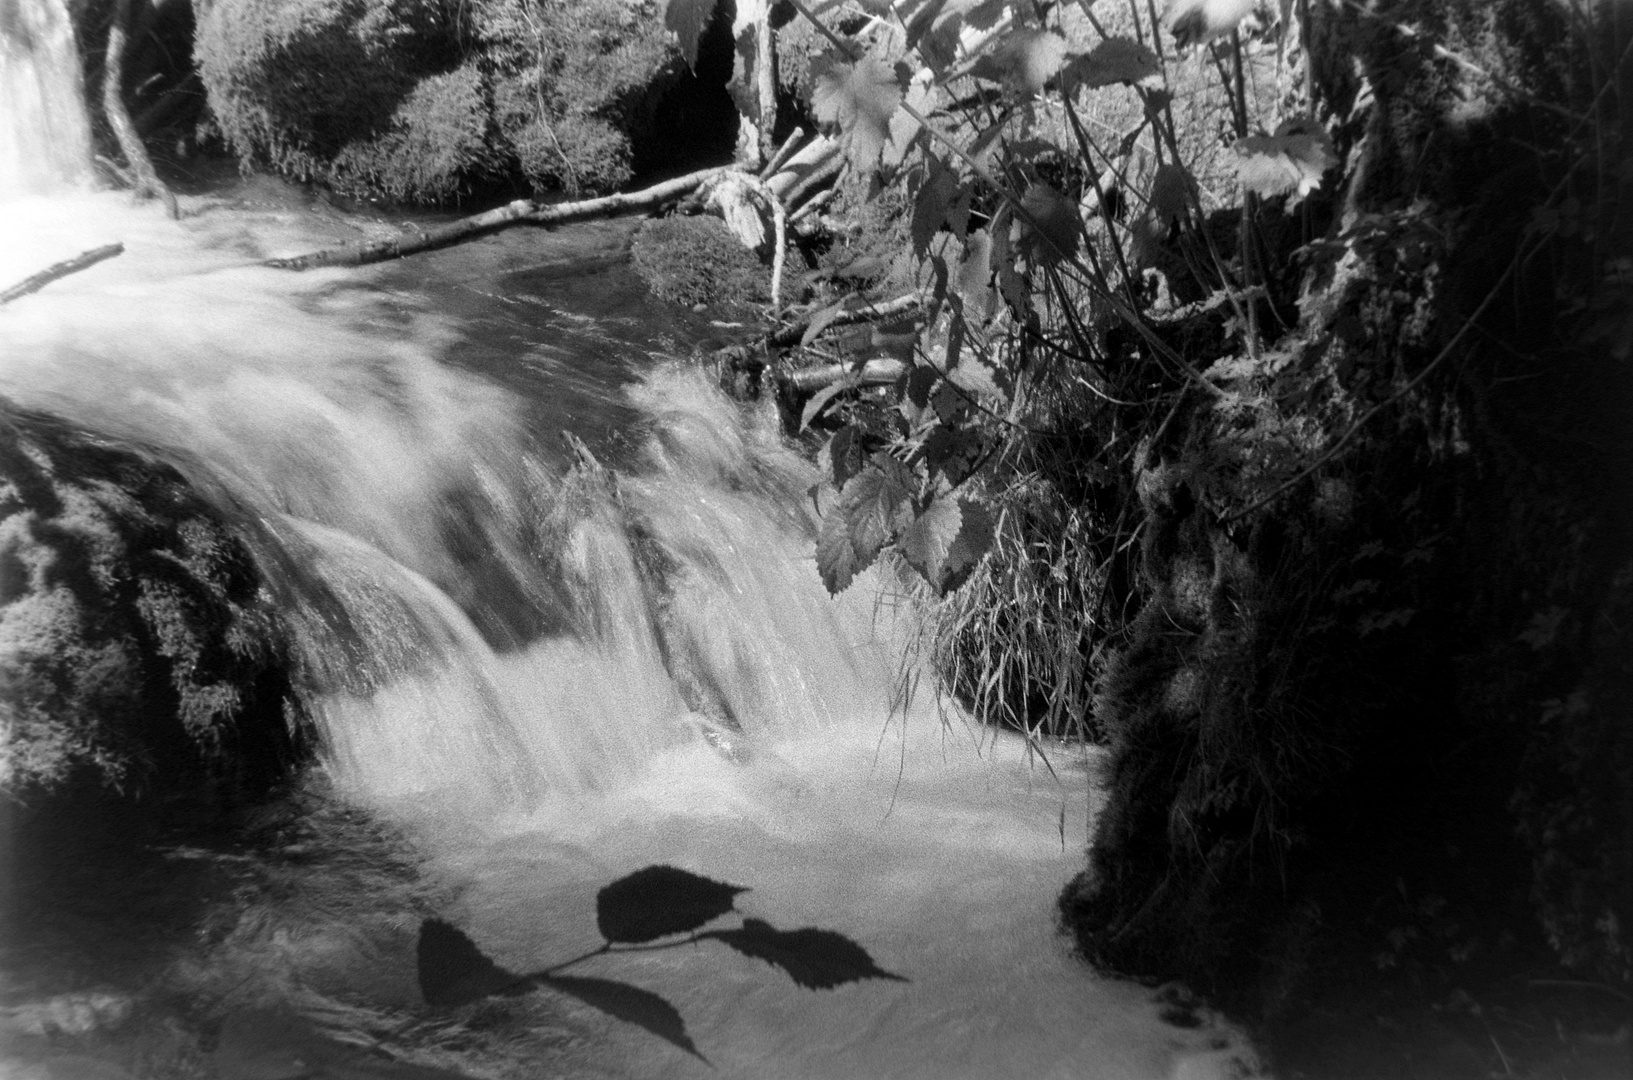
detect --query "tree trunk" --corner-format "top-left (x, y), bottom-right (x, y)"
top-left (102, 0), bottom-right (177, 218)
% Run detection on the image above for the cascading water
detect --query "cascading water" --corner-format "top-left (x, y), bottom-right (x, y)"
top-left (0, 7), bottom-right (1263, 1077)
top-left (0, 0), bottom-right (92, 196)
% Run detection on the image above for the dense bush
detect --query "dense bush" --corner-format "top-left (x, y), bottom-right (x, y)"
top-left (0, 404), bottom-right (302, 802)
top-left (195, 0), bottom-right (706, 202)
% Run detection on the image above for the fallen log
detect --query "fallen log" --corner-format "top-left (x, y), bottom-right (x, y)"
top-left (767, 293), bottom-right (922, 349)
top-left (103, 0), bottom-right (178, 218)
top-left (265, 166), bottom-right (736, 271)
top-left (0, 244), bottom-right (124, 305)
top-left (782, 357), bottom-right (906, 395)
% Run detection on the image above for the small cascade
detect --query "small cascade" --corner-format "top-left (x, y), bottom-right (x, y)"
top-left (0, 0), bottom-right (93, 197)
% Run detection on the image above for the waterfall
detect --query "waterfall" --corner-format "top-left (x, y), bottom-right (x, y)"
top-left (0, 0), bottom-right (94, 197)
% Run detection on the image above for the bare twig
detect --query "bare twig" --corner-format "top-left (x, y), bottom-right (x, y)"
top-left (0, 244), bottom-right (124, 305)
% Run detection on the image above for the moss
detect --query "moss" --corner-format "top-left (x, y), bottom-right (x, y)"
top-left (630, 214), bottom-right (768, 308)
top-left (196, 0), bottom-right (694, 202)
top-left (0, 404), bottom-right (303, 804)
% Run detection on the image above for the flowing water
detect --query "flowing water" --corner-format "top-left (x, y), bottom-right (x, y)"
top-left (0, 5), bottom-right (1262, 1077)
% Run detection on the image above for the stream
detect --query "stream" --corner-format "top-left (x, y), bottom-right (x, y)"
top-left (0, 4), bottom-right (1263, 1076)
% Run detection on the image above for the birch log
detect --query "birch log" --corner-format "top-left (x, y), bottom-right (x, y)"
top-left (265, 167), bottom-right (735, 271)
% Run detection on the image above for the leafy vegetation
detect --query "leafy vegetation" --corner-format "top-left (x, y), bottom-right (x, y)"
top-left (659, 0), bottom-right (1632, 1040)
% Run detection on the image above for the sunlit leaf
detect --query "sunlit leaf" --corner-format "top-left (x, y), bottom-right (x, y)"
top-left (1169, 0), bottom-right (1258, 48)
top-left (1016, 182), bottom-right (1081, 266)
top-left (596, 865), bottom-right (748, 944)
top-left (811, 49), bottom-right (905, 172)
top-left (704, 918), bottom-right (908, 989)
top-left (417, 919), bottom-right (527, 1007)
top-left (970, 28), bottom-right (1069, 97)
top-left (540, 974), bottom-right (707, 1062)
top-left (948, 356), bottom-right (1002, 400)
top-left (1060, 37), bottom-right (1161, 93)
top-left (1233, 120), bottom-right (1335, 202)
top-left (899, 494), bottom-right (962, 590)
top-left (661, 0), bottom-right (717, 69)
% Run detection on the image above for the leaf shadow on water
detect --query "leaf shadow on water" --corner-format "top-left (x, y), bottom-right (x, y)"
top-left (416, 864), bottom-right (908, 1064)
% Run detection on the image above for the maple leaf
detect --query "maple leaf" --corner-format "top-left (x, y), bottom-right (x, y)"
top-left (1233, 119), bottom-right (1336, 203)
top-left (970, 28), bottom-right (1069, 97)
top-left (811, 48), bottom-right (905, 172)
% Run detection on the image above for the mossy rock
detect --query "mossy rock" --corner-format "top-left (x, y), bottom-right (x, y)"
top-left (0, 405), bottom-right (302, 803)
top-left (630, 215), bottom-right (769, 309)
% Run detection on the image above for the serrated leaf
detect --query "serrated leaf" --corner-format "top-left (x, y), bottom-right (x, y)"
top-left (418, 919), bottom-right (528, 1007)
top-left (811, 49), bottom-right (904, 172)
top-left (703, 918), bottom-right (908, 989)
top-left (540, 975), bottom-right (707, 1061)
top-left (899, 495), bottom-right (963, 589)
top-left (1148, 162), bottom-right (1197, 225)
top-left (1233, 122), bottom-right (1335, 202)
top-left (1060, 37), bottom-right (1161, 93)
top-left (903, 0), bottom-right (949, 47)
top-left (970, 28), bottom-right (1069, 97)
top-left (1016, 182), bottom-right (1080, 266)
top-left (596, 865), bottom-right (748, 944)
top-left (815, 459), bottom-right (915, 594)
top-left (911, 156), bottom-right (960, 254)
top-left (661, 0), bottom-right (717, 69)
top-left (942, 497), bottom-right (995, 591)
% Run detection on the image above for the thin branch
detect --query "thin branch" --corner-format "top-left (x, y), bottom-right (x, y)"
top-left (0, 244), bottom-right (124, 305)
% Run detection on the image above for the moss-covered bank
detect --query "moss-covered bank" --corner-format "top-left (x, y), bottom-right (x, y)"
top-left (194, 0), bottom-right (738, 203)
